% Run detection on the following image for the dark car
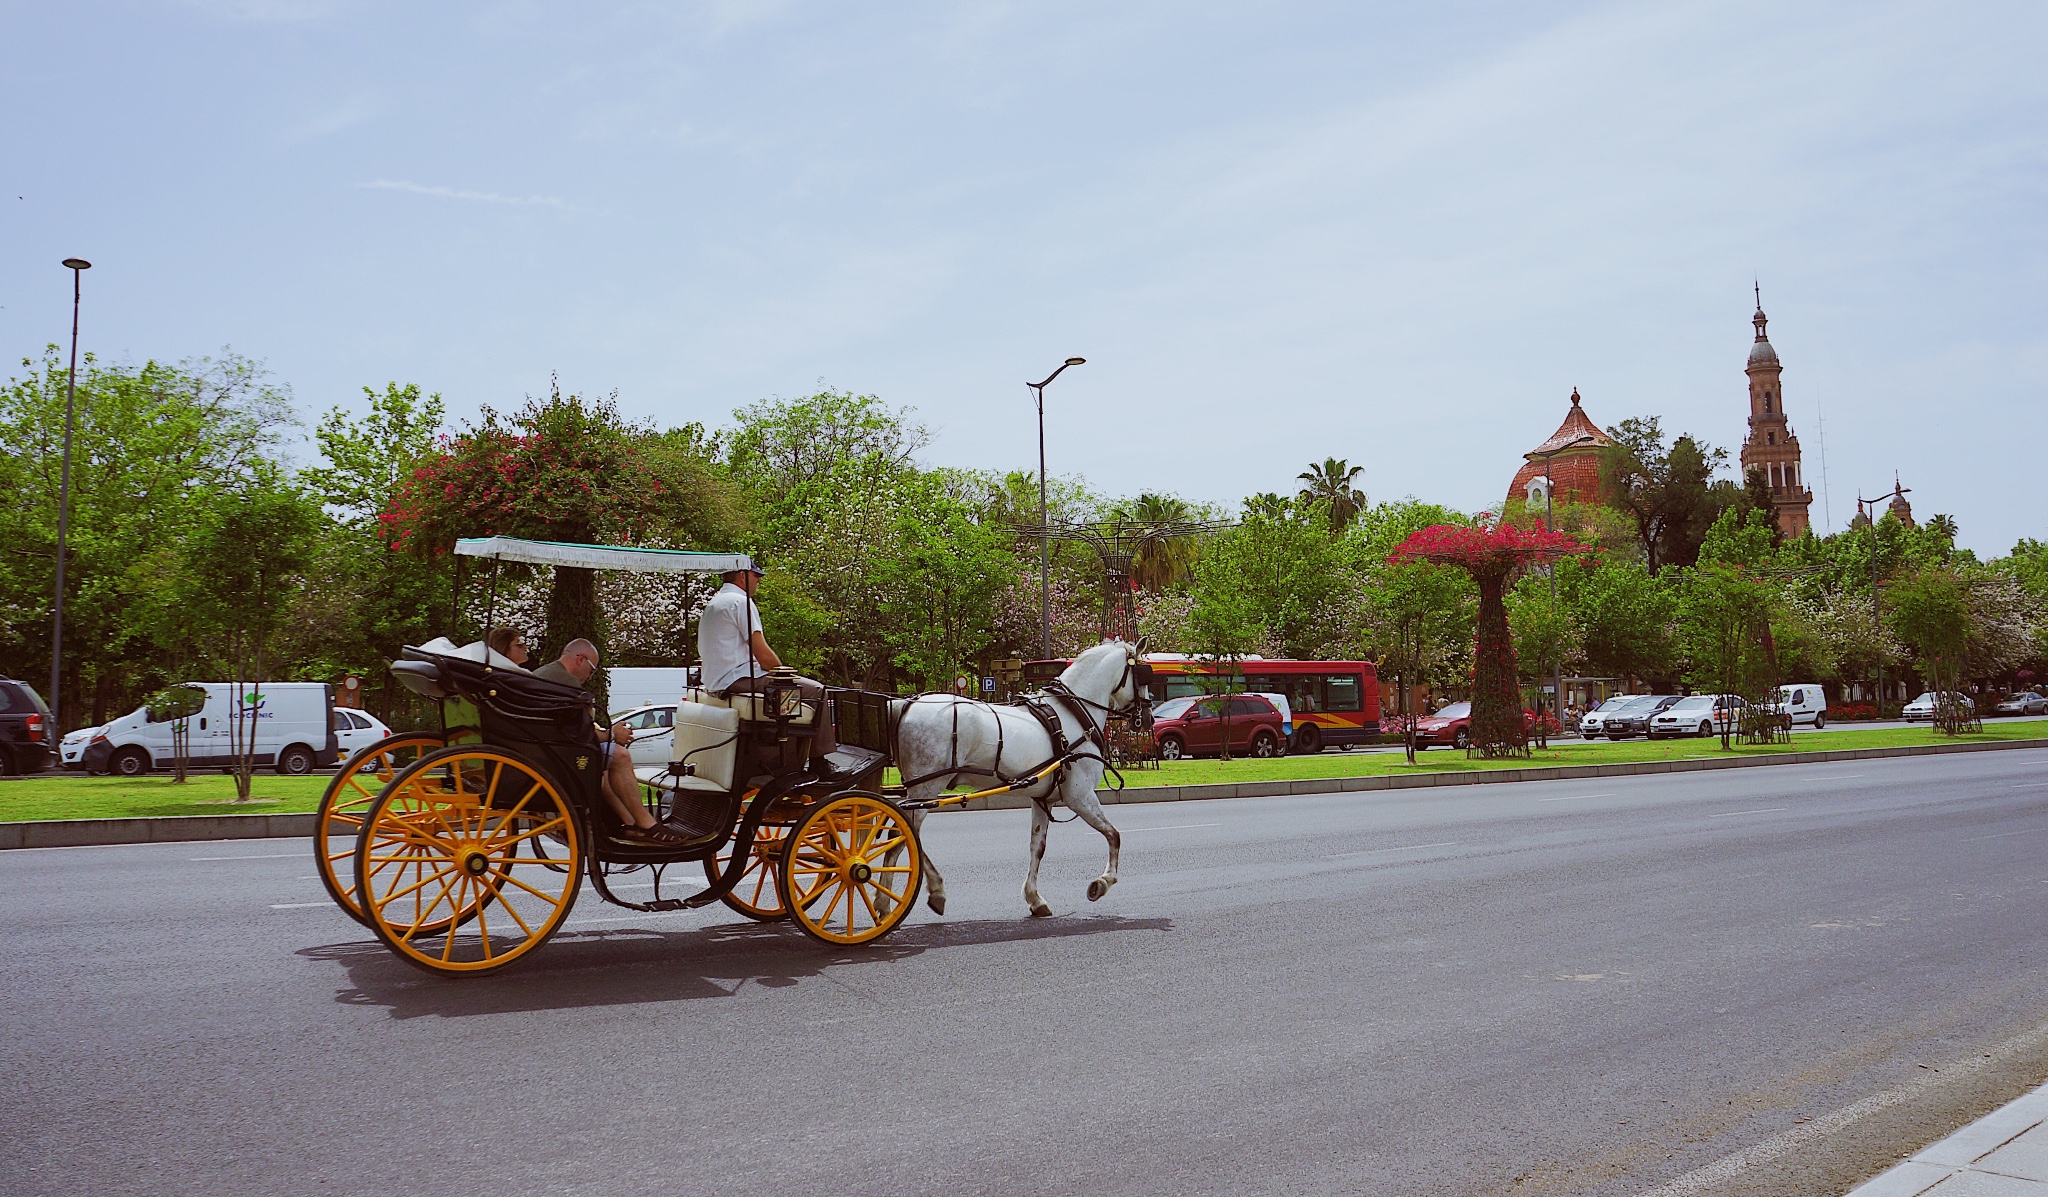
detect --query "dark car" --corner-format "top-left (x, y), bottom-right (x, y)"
top-left (0, 677), bottom-right (54, 775)
top-left (1151, 694), bottom-right (1288, 760)
top-left (1602, 695), bottom-right (1684, 739)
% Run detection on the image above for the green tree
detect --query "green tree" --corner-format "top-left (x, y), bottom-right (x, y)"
top-left (1296, 457), bottom-right (1367, 535)
top-left (1676, 562), bottom-right (1777, 748)
top-left (1600, 417), bottom-right (1729, 574)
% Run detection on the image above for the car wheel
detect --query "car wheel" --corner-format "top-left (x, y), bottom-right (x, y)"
top-left (1452, 728), bottom-right (1470, 751)
top-left (1249, 731), bottom-right (1280, 758)
top-left (1813, 712), bottom-right (1825, 730)
top-left (1158, 736), bottom-right (1186, 761)
top-left (1294, 724), bottom-right (1323, 754)
top-left (0, 747), bottom-right (15, 777)
top-left (275, 744), bottom-right (315, 776)
top-left (110, 747), bottom-right (151, 777)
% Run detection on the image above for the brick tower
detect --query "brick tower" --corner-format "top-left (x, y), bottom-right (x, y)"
top-left (1508, 389), bottom-right (1611, 509)
top-left (1738, 288), bottom-right (1813, 538)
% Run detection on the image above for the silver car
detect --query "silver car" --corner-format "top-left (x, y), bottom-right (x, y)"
top-left (1902, 692), bottom-right (1974, 722)
top-left (1994, 692), bottom-right (2048, 717)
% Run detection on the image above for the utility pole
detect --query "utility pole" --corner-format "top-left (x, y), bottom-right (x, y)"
top-left (1529, 430), bottom-right (1593, 738)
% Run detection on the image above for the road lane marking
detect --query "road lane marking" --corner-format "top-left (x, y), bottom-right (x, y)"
top-left (1962, 828), bottom-right (2041, 842)
top-left (1123, 823), bottom-right (1222, 831)
top-left (1540, 793), bottom-right (1612, 802)
top-left (1325, 841), bottom-right (1459, 858)
top-left (1800, 772), bottom-right (1866, 780)
top-left (268, 901), bottom-right (332, 909)
top-left (2014, 782), bottom-right (2048, 789)
top-left (193, 853), bottom-right (302, 861)
top-left (1709, 808), bottom-right (1788, 818)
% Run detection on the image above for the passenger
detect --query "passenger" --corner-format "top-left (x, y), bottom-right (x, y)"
top-left (534, 638), bottom-right (688, 844)
top-left (486, 625), bottom-right (530, 667)
top-left (699, 563), bottom-right (836, 757)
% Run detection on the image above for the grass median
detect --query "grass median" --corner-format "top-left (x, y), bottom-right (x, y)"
top-left (5, 722), bottom-right (2044, 824)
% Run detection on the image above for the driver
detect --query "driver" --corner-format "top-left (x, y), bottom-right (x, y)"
top-left (700, 564), bottom-right (836, 755)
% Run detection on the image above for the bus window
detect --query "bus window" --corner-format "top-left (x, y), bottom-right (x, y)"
top-left (1324, 674), bottom-right (1362, 712)
top-left (1287, 676), bottom-right (1321, 712)
top-left (1164, 678), bottom-right (1204, 700)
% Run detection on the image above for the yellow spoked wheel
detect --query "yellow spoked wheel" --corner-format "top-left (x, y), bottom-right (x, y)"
top-left (355, 746), bottom-right (582, 976)
top-left (706, 824), bottom-right (788, 921)
top-left (779, 792), bottom-right (922, 947)
top-left (315, 732), bottom-right (444, 927)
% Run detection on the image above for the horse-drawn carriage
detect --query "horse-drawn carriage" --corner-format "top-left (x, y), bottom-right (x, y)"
top-left (312, 536), bottom-right (1154, 977)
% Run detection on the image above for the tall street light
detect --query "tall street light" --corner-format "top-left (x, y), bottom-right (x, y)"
top-left (1529, 431), bottom-right (1594, 734)
top-left (51, 257), bottom-right (91, 730)
top-left (1028, 357), bottom-right (1085, 660)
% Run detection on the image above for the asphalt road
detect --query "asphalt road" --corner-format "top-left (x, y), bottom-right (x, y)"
top-left (5, 749), bottom-right (2048, 1196)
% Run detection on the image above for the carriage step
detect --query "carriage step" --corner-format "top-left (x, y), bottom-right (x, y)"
top-left (643, 898), bottom-right (687, 912)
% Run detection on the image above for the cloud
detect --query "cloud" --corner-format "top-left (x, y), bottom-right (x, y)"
top-left (359, 180), bottom-right (569, 208)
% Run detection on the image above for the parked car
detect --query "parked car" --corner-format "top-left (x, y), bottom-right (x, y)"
top-left (1411, 702), bottom-right (1551, 749)
top-left (0, 677), bottom-right (54, 775)
top-left (1993, 692), bottom-right (2048, 717)
top-left (1773, 683), bottom-right (1827, 728)
top-left (332, 708), bottom-right (393, 757)
top-left (1649, 694), bottom-right (1746, 739)
top-left (1151, 694), bottom-right (1287, 760)
top-left (1903, 692), bottom-right (1974, 723)
top-left (61, 724), bottom-right (103, 770)
top-left (1578, 695), bottom-right (1646, 738)
top-left (612, 704), bottom-right (678, 768)
top-left (82, 682), bottom-right (340, 776)
top-left (1602, 695), bottom-right (1685, 739)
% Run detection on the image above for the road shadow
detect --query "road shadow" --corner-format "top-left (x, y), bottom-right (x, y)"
top-left (302, 912), bottom-right (1173, 1019)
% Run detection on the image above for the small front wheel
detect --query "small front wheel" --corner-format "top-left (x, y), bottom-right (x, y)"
top-left (780, 792), bottom-right (922, 948)
top-left (1698, 721), bottom-right (1713, 737)
top-left (1813, 712), bottom-right (1825, 730)
top-left (111, 747), bottom-right (151, 777)
top-left (1451, 728), bottom-right (1470, 751)
top-left (276, 744), bottom-right (315, 776)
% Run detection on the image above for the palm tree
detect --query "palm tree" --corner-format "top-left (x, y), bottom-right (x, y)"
top-left (1296, 457), bottom-right (1366, 534)
top-left (1126, 492), bottom-right (1201, 591)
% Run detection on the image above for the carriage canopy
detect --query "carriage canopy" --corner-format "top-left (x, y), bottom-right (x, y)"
top-left (454, 536), bottom-right (754, 576)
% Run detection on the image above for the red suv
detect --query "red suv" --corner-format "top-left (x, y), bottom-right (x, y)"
top-left (1151, 694), bottom-right (1287, 760)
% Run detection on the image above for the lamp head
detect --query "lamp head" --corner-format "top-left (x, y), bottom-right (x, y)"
top-left (1064, 357), bottom-right (1086, 367)
top-left (62, 258), bottom-right (91, 270)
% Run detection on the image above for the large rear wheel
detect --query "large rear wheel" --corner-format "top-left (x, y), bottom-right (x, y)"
top-left (706, 824), bottom-right (789, 921)
top-left (315, 732), bottom-right (444, 926)
top-left (779, 792), bottom-right (922, 947)
top-left (355, 746), bottom-right (582, 976)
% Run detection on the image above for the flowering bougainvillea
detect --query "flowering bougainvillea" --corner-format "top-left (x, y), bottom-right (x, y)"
top-left (1390, 517), bottom-right (1588, 757)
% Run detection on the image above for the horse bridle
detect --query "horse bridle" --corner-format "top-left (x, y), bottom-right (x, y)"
top-left (1044, 645), bottom-right (1155, 733)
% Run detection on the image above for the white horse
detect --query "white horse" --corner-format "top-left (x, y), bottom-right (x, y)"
top-left (894, 640), bottom-right (1152, 918)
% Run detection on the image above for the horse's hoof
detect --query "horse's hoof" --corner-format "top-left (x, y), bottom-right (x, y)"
top-left (927, 893), bottom-right (946, 916)
top-left (1030, 903), bottom-right (1053, 918)
top-left (1087, 879), bottom-right (1109, 902)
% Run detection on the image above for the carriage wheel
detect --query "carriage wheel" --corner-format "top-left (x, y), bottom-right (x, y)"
top-left (314, 732), bottom-right (444, 926)
top-left (706, 823), bottom-right (789, 921)
top-left (779, 792), bottom-right (922, 947)
top-left (355, 746), bottom-right (582, 976)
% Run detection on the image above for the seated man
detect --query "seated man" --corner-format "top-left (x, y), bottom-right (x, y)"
top-left (699, 563), bottom-right (835, 758)
top-left (533, 638), bottom-right (688, 844)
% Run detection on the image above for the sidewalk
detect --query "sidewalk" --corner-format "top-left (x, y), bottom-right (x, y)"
top-left (1848, 1082), bottom-right (2048, 1195)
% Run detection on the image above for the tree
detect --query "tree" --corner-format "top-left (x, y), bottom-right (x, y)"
top-left (1121, 492), bottom-right (1204, 591)
top-left (1296, 458), bottom-right (1367, 535)
top-left (1185, 549), bottom-right (1262, 760)
top-left (1600, 417), bottom-right (1729, 574)
top-left (1886, 568), bottom-right (1977, 734)
top-left (178, 469), bottom-right (322, 798)
top-left (1365, 560), bottom-right (1472, 763)
top-left (1389, 520), bottom-right (1587, 757)
top-left (1677, 562), bottom-right (1777, 748)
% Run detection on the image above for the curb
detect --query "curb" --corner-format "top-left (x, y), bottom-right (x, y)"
top-left (4, 737), bottom-right (2044, 849)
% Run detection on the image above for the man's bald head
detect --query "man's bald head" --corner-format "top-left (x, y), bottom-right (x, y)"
top-left (557, 638), bottom-right (600, 683)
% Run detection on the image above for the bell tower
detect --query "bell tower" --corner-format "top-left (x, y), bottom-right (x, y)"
top-left (1738, 286), bottom-right (1813, 538)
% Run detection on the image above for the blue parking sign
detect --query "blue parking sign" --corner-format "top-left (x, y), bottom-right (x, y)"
top-left (981, 677), bottom-right (996, 693)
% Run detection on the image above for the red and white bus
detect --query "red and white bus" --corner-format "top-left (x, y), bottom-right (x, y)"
top-left (1023, 655), bottom-right (1381, 753)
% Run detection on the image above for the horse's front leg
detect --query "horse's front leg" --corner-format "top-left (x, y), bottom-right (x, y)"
top-left (1062, 767), bottom-right (1121, 902)
top-left (903, 806), bottom-right (946, 916)
top-left (1023, 800), bottom-right (1053, 917)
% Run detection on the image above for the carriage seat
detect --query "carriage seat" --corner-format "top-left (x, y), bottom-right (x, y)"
top-left (680, 686), bottom-right (818, 727)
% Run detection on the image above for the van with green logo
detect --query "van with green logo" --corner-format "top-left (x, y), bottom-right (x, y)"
top-left (81, 682), bottom-right (339, 777)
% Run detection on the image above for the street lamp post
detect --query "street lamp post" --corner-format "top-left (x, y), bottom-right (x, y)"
top-left (1027, 357), bottom-right (1085, 661)
top-left (1530, 432), bottom-right (1594, 738)
top-left (50, 257), bottom-right (91, 730)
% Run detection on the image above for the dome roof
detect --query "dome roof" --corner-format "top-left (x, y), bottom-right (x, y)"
top-left (1748, 338), bottom-right (1779, 367)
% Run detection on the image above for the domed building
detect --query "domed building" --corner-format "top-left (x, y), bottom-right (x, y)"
top-left (1508, 388), bottom-right (1612, 509)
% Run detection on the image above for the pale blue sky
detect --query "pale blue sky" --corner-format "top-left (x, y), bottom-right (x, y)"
top-left (4, 2), bottom-right (2043, 554)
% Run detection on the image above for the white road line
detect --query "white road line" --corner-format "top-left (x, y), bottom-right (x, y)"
top-left (1800, 772), bottom-right (1866, 780)
top-left (1962, 828), bottom-right (2042, 842)
top-left (1708, 808), bottom-right (1789, 818)
top-left (2014, 782), bottom-right (2048, 790)
top-left (1326, 841), bottom-right (1459, 859)
top-left (1123, 823), bottom-right (1222, 831)
top-left (267, 901), bottom-right (332, 909)
top-left (1540, 793), bottom-right (1612, 803)
top-left (193, 853), bottom-right (302, 861)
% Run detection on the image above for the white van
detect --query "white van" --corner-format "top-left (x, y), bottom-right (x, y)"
top-left (82, 682), bottom-right (339, 777)
top-left (1774, 683), bottom-right (1827, 728)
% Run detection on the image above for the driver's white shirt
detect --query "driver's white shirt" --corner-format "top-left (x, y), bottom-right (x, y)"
top-left (699, 582), bottom-right (766, 694)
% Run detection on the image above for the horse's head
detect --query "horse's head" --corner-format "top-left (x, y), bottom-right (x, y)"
top-left (1061, 638), bottom-right (1155, 729)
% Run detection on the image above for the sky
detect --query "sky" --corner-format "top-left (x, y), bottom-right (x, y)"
top-left (3, 1), bottom-right (2044, 556)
